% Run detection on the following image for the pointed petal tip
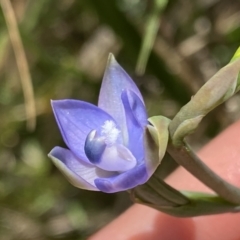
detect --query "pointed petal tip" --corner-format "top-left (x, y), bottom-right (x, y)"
top-left (48, 146), bottom-right (99, 191)
top-left (50, 100), bottom-right (64, 113)
top-left (48, 147), bottom-right (67, 171)
top-left (50, 99), bottom-right (63, 108)
top-left (50, 100), bottom-right (56, 109)
top-left (50, 99), bottom-right (85, 111)
top-left (108, 52), bottom-right (115, 60)
top-left (48, 146), bottom-right (61, 161)
top-left (50, 99), bottom-right (66, 104)
top-left (50, 99), bottom-right (59, 104)
top-left (107, 53), bottom-right (118, 67)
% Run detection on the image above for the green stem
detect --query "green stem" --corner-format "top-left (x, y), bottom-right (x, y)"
top-left (136, 0), bottom-right (168, 75)
top-left (167, 141), bottom-right (240, 204)
top-left (131, 168), bottom-right (189, 207)
top-left (145, 193), bottom-right (240, 217)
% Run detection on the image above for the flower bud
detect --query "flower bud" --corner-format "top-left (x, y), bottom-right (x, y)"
top-left (170, 57), bottom-right (240, 146)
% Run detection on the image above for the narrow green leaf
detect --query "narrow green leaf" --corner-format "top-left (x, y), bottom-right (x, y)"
top-left (136, 0), bottom-right (168, 75)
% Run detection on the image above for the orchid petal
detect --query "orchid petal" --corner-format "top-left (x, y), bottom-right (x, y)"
top-left (84, 130), bottom-right (137, 171)
top-left (95, 163), bottom-right (148, 193)
top-left (51, 100), bottom-right (121, 163)
top-left (126, 90), bottom-right (148, 128)
top-left (98, 144), bottom-right (137, 172)
top-left (121, 90), bottom-right (145, 162)
top-left (98, 54), bottom-right (144, 139)
top-left (48, 147), bottom-right (116, 191)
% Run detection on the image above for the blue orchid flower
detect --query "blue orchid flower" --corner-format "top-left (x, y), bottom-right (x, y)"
top-left (48, 54), bottom-right (169, 193)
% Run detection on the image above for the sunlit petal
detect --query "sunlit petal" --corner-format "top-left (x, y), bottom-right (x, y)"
top-left (51, 99), bottom-right (121, 163)
top-left (98, 54), bottom-right (144, 140)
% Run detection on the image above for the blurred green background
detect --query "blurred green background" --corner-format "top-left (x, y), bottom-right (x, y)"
top-left (0, 0), bottom-right (240, 239)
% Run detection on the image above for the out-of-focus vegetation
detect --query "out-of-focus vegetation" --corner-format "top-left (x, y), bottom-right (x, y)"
top-left (0, 0), bottom-right (240, 239)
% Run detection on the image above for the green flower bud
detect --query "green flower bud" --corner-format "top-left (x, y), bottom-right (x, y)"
top-left (170, 57), bottom-right (240, 146)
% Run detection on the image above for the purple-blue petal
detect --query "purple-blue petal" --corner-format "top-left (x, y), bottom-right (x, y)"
top-left (48, 147), bottom-right (98, 190)
top-left (51, 99), bottom-right (120, 163)
top-left (98, 54), bottom-right (144, 138)
top-left (94, 163), bottom-right (148, 193)
top-left (125, 90), bottom-right (148, 128)
top-left (121, 90), bottom-right (145, 162)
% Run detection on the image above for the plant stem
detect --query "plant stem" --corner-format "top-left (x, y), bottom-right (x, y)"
top-left (167, 141), bottom-right (240, 204)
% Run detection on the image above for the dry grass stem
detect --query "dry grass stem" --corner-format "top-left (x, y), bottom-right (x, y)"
top-left (0, 0), bottom-right (36, 130)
